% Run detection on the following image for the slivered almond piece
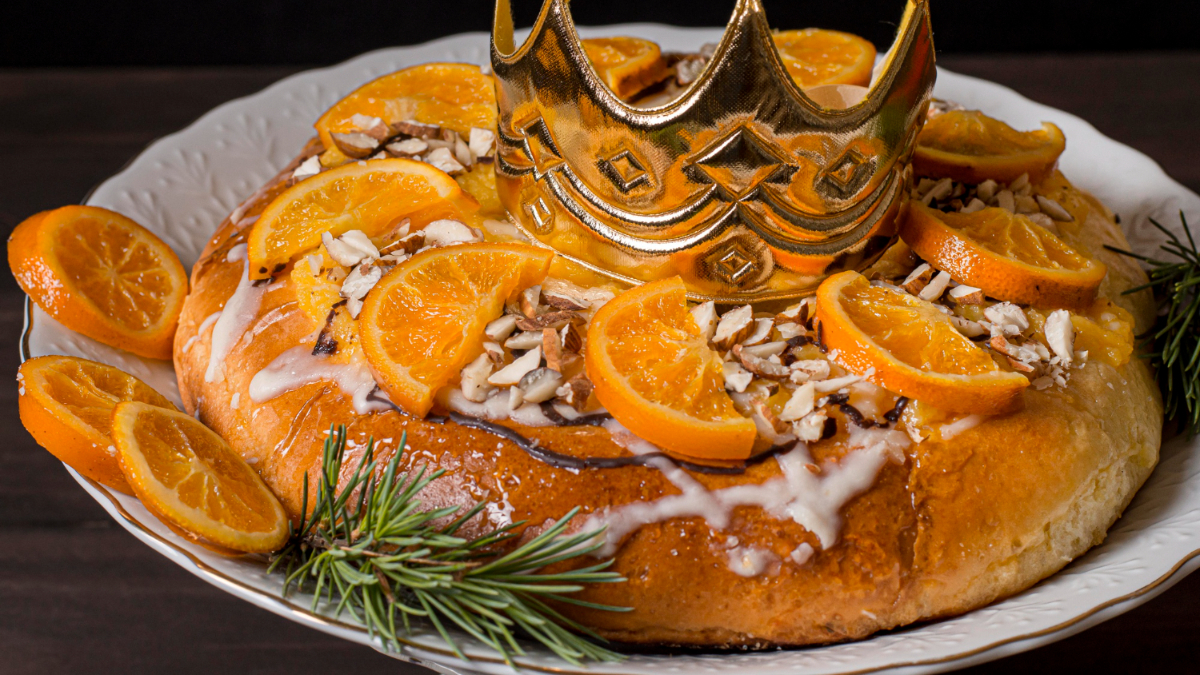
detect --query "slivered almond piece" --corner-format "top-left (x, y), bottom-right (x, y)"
top-left (516, 310), bottom-right (582, 331)
top-left (723, 361), bottom-right (753, 393)
top-left (950, 315), bottom-right (987, 338)
top-left (349, 113), bottom-right (392, 141)
top-left (750, 398), bottom-right (790, 435)
top-left (779, 382), bottom-right (816, 421)
top-left (455, 135), bottom-right (473, 167)
top-left (543, 289), bottom-right (589, 311)
top-left (425, 147), bottom-right (466, 174)
top-left (1044, 309), bottom-right (1075, 365)
top-left (918, 271), bottom-right (952, 302)
top-left (691, 301), bottom-right (717, 341)
top-left (485, 314), bottom-right (519, 342)
top-left (560, 322), bottom-right (584, 353)
top-left (469, 127), bottom-right (496, 158)
top-left (901, 263), bottom-right (934, 295)
top-left (961, 197), bottom-right (987, 214)
top-left (482, 341), bottom-right (505, 365)
top-left (518, 367), bottom-right (563, 403)
top-left (948, 284), bottom-right (984, 304)
top-left (732, 344), bottom-right (790, 379)
top-left (460, 354), bottom-right (495, 402)
top-left (792, 409), bottom-right (828, 442)
top-left (1007, 357), bottom-right (1036, 373)
top-left (777, 322), bottom-right (805, 340)
top-left (504, 331), bottom-right (543, 350)
top-left (984, 302), bottom-right (1029, 335)
top-left (741, 341), bottom-right (788, 358)
top-left (386, 138), bottom-right (428, 157)
top-left (977, 179), bottom-right (998, 202)
top-left (713, 305), bottom-right (753, 349)
top-left (789, 359), bottom-right (831, 383)
top-left (390, 119), bottom-right (441, 139)
top-left (542, 327), bottom-right (564, 372)
top-left (555, 374), bottom-right (594, 411)
top-left (489, 346), bottom-right (541, 386)
top-left (995, 189), bottom-right (1016, 212)
top-left (421, 219), bottom-right (478, 247)
top-left (330, 132), bottom-right (379, 158)
top-left (776, 301), bottom-right (804, 323)
top-left (1036, 195), bottom-right (1074, 222)
top-left (293, 155), bottom-right (322, 181)
top-left (1014, 194), bottom-right (1040, 214)
top-left (741, 318), bottom-right (774, 346)
top-left (519, 285), bottom-right (541, 318)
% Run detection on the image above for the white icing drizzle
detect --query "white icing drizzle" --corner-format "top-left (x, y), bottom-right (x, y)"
top-left (248, 346), bottom-right (392, 415)
top-left (939, 414), bottom-right (987, 439)
top-left (204, 244), bottom-right (265, 384)
top-left (587, 422), bottom-right (910, 558)
top-left (182, 311), bottom-right (222, 354)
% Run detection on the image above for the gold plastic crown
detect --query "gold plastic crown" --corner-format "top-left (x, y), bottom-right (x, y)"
top-left (491, 0), bottom-right (935, 301)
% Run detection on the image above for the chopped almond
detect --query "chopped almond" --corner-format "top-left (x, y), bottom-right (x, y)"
top-left (713, 305), bottom-right (754, 349)
top-left (901, 263), bottom-right (934, 295)
top-left (516, 310), bottom-right (583, 331)
top-left (519, 285), bottom-right (541, 318)
top-left (690, 301), bottom-right (717, 341)
top-left (555, 374), bottom-right (594, 411)
top-left (542, 327), bottom-right (564, 372)
top-left (330, 131), bottom-right (379, 158)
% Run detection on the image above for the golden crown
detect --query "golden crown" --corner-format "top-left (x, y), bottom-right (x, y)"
top-left (491, 0), bottom-right (935, 302)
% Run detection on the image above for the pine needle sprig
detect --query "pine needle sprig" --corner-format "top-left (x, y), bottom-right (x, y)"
top-left (1105, 211), bottom-right (1200, 434)
top-left (267, 425), bottom-right (629, 666)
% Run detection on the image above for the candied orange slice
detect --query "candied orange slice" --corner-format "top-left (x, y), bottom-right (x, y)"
top-left (359, 243), bottom-right (554, 417)
top-left (17, 355), bottom-right (176, 494)
top-left (582, 37), bottom-right (670, 100)
top-left (246, 158), bottom-right (477, 279)
top-left (9, 206), bottom-right (188, 360)
top-left (111, 401), bottom-right (289, 553)
top-left (586, 277), bottom-right (756, 460)
top-left (315, 63), bottom-right (495, 150)
top-left (773, 28), bottom-right (877, 88)
top-left (914, 110), bottom-right (1066, 184)
top-left (816, 270), bottom-right (1028, 415)
top-left (901, 202), bottom-right (1106, 310)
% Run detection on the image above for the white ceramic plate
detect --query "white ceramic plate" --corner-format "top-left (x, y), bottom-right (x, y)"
top-left (19, 25), bottom-right (1200, 675)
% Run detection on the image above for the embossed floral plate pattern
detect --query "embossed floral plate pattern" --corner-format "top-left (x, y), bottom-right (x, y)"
top-left (18, 26), bottom-right (1200, 675)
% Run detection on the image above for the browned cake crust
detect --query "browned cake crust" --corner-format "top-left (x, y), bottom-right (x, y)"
top-left (174, 144), bottom-right (1162, 647)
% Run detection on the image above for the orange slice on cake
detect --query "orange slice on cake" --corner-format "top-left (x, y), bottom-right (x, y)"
top-left (773, 28), bottom-right (877, 88)
top-left (246, 158), bottom-right (477, 279)
top-left (586, 277), bottom-right (757, 460)
top-left (815, 270), bottom-right (1028, 415)
top-left (901, 202), bottom-right (1106, 310)
top-left (111, 401), bottom-right (289, 553)
top-left (18, 355), bottom-right (177, 494)
top-left (315, 63), bottom-right (496, 151)
top-left (582, 37), bottom-right (670, 100)
top-left (8, 205), bottom-right (188, 360)
top-left (913, 110), bottom-right (1066, 184)
top-left (359, 243), bottom-right (554, 417)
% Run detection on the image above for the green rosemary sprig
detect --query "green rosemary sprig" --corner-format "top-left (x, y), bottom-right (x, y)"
top-left (1106, 211), bottom-right (1200, 434)
top-left (267, 424), bottom-right (628, 665)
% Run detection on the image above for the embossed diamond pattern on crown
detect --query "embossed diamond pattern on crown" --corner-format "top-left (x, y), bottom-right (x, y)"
top-left (491, 0), bottom-right (935, 301)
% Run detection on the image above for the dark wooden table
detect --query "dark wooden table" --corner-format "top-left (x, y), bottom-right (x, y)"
top-left (2, 53), bottom-right (1198, 674)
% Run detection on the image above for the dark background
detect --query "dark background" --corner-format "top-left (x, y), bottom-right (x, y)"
top-left (2, 1), bottom-right (1200, 674)
top-left (3, 0), bottom-right (1200, 67)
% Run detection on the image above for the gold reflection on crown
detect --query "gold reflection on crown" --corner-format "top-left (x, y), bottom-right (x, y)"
top-left (491, 0), bottom-right (935, 301)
